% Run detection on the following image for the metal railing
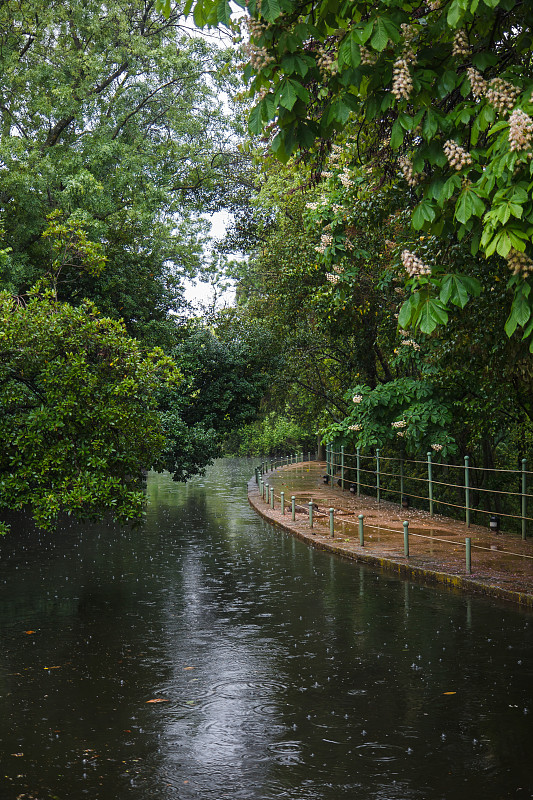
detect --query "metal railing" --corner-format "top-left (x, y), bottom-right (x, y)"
top-left (254, 470), bottom-right (533, 576)
top-left (324, 444), bottom-right (531, 539)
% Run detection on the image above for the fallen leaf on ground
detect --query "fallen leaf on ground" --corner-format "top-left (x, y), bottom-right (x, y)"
top-left (184, 667), bottom-right (194, 670)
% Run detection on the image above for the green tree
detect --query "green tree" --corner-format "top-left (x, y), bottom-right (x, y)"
top-left (193, 0), bottom-right (533, 345)
top-left (0, 0), bottom-right (238, 339)
top-left (0, 291), bottom-right (179, 533)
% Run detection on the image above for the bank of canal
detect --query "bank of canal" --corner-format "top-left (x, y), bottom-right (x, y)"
top-left (0, 458), bottom-right (532, 799)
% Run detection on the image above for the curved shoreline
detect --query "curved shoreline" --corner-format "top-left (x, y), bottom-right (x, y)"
top-left (247, 478), bottom-right (533, 610)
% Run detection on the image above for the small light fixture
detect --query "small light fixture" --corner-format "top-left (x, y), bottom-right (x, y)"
top-left (489, 514), bottom-right (500, 534)
top-left (402, 496), bottom-right (410, 509)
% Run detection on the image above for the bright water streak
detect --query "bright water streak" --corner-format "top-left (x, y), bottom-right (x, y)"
top-left (0, 458), bottom-right (532, 800)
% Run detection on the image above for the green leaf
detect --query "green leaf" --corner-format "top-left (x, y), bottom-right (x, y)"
top-left (390, 119), bottom-right (404, 150)
top-left (216, 0), bottom-right (232, 25)
top-left (505, 289), bottom-right (532, 337)
top-left (248, 103), bottom-right (263, 136)
top-left (439, 274), bottom-right (470, 308)
top-left (371, 18), bottom-right (389, 51)
top-left (338, 35), bottom-right (361, 69)
top-left (422, 109), bottom-right (438, 142)
top-left (261, 0), bottom-right (281, 22)
top-left (279, 79), bottom-right (298, 111)
top-left (412, 199), bottom-right (436, 230)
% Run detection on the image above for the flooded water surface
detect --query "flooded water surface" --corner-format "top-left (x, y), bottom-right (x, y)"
top-left (0, 459), bottom-right (532, 799)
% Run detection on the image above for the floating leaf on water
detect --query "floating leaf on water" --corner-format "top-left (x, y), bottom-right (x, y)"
top-left (442, 691), bottom-right (457, 695)
top-left (24, 631), bottom-right (36, 634)
top-left (184, 666), bottom-right (195, 670)
top-left (146, 698), bottom-right (170, 704)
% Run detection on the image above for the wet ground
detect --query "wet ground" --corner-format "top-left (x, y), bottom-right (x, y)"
top-left (0, 459), bottom-right (532, 799)
top-left (254, 462), bottom-right (533, 606)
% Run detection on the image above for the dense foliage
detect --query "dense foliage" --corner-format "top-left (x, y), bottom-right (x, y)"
top-left (0, 292), bottom-right (178, 533)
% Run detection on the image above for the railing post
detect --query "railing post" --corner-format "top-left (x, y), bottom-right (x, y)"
top-left (308, 501), bottom-right (314, 529)
top-left (464, 456), bottom-right (470, 527)
top-left (329, 508), bottom-right (334, 537)
top-left (264, 482), bottom-right (268, 502)
top-left (356, 447), bottom-right (361, 496)
top-left (270, 486), bottom-right (274, 509)
top-left (341, 445), bottom-right (345, 490)
top-left (358, 514), bottom-right (364, 546)
top-left (522, 458), bottom-right (527, 540)
top-left (466, 537), bottom-right (471, 574)
top-left (376, 448), bottom-right (380, 503)
top-left (291, 495), bottom-right (296, 521)
top-left (281, 491), bottom-right (285, 515)
top-left (427, 451), bottom-right (434, 516)
top-left (403, 520), bottom-right (409, 557)
top-left (255, 467), bottom-right (259, 485)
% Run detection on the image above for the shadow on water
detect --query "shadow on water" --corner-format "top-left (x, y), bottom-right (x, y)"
top-left (0, 458), bottom-right (532, 800)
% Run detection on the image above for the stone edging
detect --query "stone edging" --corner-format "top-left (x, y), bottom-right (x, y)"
top-left (247, 482), bottom-right (533, 610)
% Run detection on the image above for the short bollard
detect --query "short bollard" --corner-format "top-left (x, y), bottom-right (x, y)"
top-left (358, 514), bottom-right (364, 546)
top-left (309, 501), bottom-right (314, 530)
top-left (281, 491), bottom-right (285, 515)
top-left (291, 496), bottom-right (296, 521)
top-left (329, 508), bottom-right (334, 538)
top-left (466, 537), bottom-right (472, 574)
top-left (403, 520), bottom-right (409, 558)
top-left (259, 478), bottom-right (263, 498)
top-left (255, 467), bottom-right (259, 485)
top-left (264, 482), bottom-right (268, 502)
top-left (270, 486), bottom-right (274, 509)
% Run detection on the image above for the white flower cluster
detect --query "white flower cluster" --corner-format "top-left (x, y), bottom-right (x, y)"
top-left (392, 56), bottom-right (414, 101)
top-left (244, 43), bottom-right (275, 70)
top-left (443, 139), bottom-right (473, 171)
top-left (392, 25), bottom-right (416, 101)
top-left (306, 202), bottom-right (320, 210)
top-left (506, 248), bottom-right (533, 278)
top-left (316, 233), bottom-right (333, 254)
top-left (326, 272), bottom-right (340, 284)
top-left (353, 394), bottom-right (363, 403)
top-left (427, 0), bottom-right (440, 8)
top-left (333, 265), bottom-right (345, 274)
top-left (452, 29), bottom-right (470, 57)
top-left (396, 430), bottom-right (405, 437)
top-left (402, 249), bottom-right (431, 277)
top-left (399, 156), bottom-right (419, 188)
top-left (245, 16), bottom-right (269, 38)
top-left (348, 423), bottom-right (362, 431)
top-left (316, 45), bottom-right (338, 80)
top-left (400, 338), bottom-right (421, 351)
top-left (345, 238), bottom-right (355, 251)
top-left (391, 419), bottom-right (407, 428)
top-left (431, 443), bottom-right (443, 452)
top-left (339, 169), bottom-right (355, 188)
top-left (466, 67), bottom-right (487, 100)
top-left (466, 69), bottom-right (521, 115)
top-left (321, 170), bottom-right (333, 179)
top-left (360, 47), bottom-right (377, 66)
top-left (509, 108), bottom-right (533, 153)
top-left (486, 77), bottom-right (520, 115)
top-left (332, 204), bottom-right (344, 213)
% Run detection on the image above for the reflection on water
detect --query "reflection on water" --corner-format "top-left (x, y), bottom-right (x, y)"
top-left (0, 458), bottom-right (532, 799)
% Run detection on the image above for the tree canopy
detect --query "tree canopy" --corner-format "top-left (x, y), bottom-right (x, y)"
top-left (191, 0), bottom-right (533, 345)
